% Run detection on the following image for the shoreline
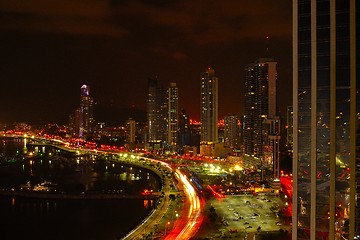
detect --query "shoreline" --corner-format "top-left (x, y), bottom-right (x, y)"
top-left (0, 190), bottom-right (160, 200)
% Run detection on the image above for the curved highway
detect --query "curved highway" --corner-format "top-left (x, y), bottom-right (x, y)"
top-left (1, 134), bottom-right (204, 239)
top-left (164, 169), bottom-right (204, 240)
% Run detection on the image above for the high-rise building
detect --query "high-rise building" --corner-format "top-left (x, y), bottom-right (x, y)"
top-left (263, 117), bottom-right (281, 179)
top-left (179, 109), bottom-right (199, 155)
top-left (79, 84), bottom-right (94, 139)
top-left (147, 79), bottom-right (179, 151)
top-left (224, 115), bottom-right (239, 149)
top-left (179, 109), bottom-right (190, 137)
top-left (179, 109), bottom-right (190, 150)
top-left (167, 82), bottom-right (178, 149)
top-left (147, 78), bottom-right (167, 145)
top-left (243, 58), bottom-right (278, 158)
top-left (293, 1), bottom-right (359, 239)
top-left (200, 68), bottom-right (218, 143)
top-left (126, 118), bottom-right (136, 150)
top-left (126, 118), bottom-right (136, 143)
top-left (286, 106), bottom-right (294, 151)
top-left (68, 108), bottom-right (81, 138)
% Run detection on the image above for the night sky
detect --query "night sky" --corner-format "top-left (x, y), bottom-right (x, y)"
top-left (0, 0), bottom-right (292, 125)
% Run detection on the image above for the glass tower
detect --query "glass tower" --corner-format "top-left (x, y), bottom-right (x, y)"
top-left (168, 82), bottom-right (179, 149)
top-left (147, 78), bottom-right (167, 143)
top-left (79, 84), bottom-right (94, 139)
top-left (224, 114), bottom-right (239, 149)
top-left (293, 1), bottom-right (360, 239)
top-left (244, 58), bottom-right (277, 158)
top-left (200, 68), bottom-right (218, 143)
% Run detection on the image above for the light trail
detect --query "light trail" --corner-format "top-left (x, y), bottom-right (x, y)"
top-left (164, 169), bottom-right (203, 240)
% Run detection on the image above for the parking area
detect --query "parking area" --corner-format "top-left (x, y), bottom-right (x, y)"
top-left (209, 194), bottom-right (290, 233)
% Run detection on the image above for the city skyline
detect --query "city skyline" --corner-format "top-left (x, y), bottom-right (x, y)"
top-left (0, 0), bottom-right (292, 125)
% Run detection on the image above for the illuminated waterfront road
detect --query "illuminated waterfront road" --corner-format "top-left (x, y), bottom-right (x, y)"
top-left (164, 169), bottom-right (204, 240)
top-left (2, 134), bottom-right (204, 239)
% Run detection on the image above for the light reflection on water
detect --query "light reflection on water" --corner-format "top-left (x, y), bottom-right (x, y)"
top-left (0, 137), bottom-right (161, 240)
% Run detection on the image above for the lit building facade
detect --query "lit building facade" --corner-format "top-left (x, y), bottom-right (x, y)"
top-left (79, 84), bottom-right (94, 140)
top-left (167, 82), bottom-right (178, 149)
top-left (243, 58), bottom-right (278, 158)
top-left (263, 117), bottom-right (281, 179)
top-left (68, 108), bottom-right (81, 138)
top-left (286, 106), bottom-right (294, 151)
top-left (179, 109), bottom-right (190, 149)
top-left (147, 78), bottom-right (167, 145)
top-left (200, 68), bottom-right (218, 143)
top-left (292, 1), bottom-right (360, 239)
top-left (126, 118), bottom-right (136, 143)
top-left (224, 115), bottom-right (239, 149)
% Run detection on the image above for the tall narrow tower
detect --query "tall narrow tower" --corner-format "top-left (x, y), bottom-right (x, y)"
top-left (147, 78), bottom-right (167, 143)
top-left (224, 114), bottom-right (239, 149)
top-left (200, 68), bottom-right (218, 143)
top-left (293, 1), bottom-right (359, 239)
top-left (244, 58), bottom-right (277, 157)
top-left (167, 82), bottom-right (178, 149)
top-left (79, 84), bottom-right (94, 139)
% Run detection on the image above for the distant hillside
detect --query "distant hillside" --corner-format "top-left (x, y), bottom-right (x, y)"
top-left (94, 105), bottom-right (146, 126)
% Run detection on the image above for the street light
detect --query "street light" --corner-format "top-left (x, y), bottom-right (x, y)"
top-left (165, 221), bottom-right (171, 235)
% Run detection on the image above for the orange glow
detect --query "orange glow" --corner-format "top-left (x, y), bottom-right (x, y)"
top-left (189, 119), bottom-right (201, 125)
top-left (218, 119), bottom-right (224, 126)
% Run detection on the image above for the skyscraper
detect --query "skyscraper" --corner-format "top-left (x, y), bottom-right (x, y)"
top-left (200, 68), bottom-right (218, 143)
top-left (126, 118), bottom-right (136, 144)
top-left (224, 115), bottom-right (239, 149)
top-left (79, 84), bottom-right (94, 139)
top-left (167, 82), bottom-right (178, 149)
top-left (293, 1), bottom-right (359, 239)
top-left (286, 106), bottom-right (294, 151)
top-left (179, 109), bottom-right (190, 149)
top-left (243, 58), bottom-right (278, 158)
top-left (147, 78), bottom-right (167, 144)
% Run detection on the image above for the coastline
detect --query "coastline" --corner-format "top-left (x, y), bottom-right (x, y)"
top-left (0, 190), bottom-right (160, 200)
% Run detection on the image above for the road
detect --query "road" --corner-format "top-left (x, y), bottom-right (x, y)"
top-left (122, 171), bottom-right (171, 240)
top-left (122, 162), bottom-right (203, 240)
top-left (2, 134), bottom-right (204, 239)
top-left (164, 169), bottom-right (204, 240)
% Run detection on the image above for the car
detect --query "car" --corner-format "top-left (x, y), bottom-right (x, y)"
top-left (276, 222), bottom-right (282, 226)
top-left (246, 225), bottom-right (253, 229)
top-left (244, 222), bottom-right (250, 225)
top-left (233, 218), bottom-right (239, 221)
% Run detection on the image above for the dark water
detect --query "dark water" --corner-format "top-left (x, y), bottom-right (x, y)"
top-left (0, 137), bottom-right (161, 240)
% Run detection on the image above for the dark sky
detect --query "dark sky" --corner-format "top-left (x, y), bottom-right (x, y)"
top-left (0, 0), bottom-right (292, 125)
